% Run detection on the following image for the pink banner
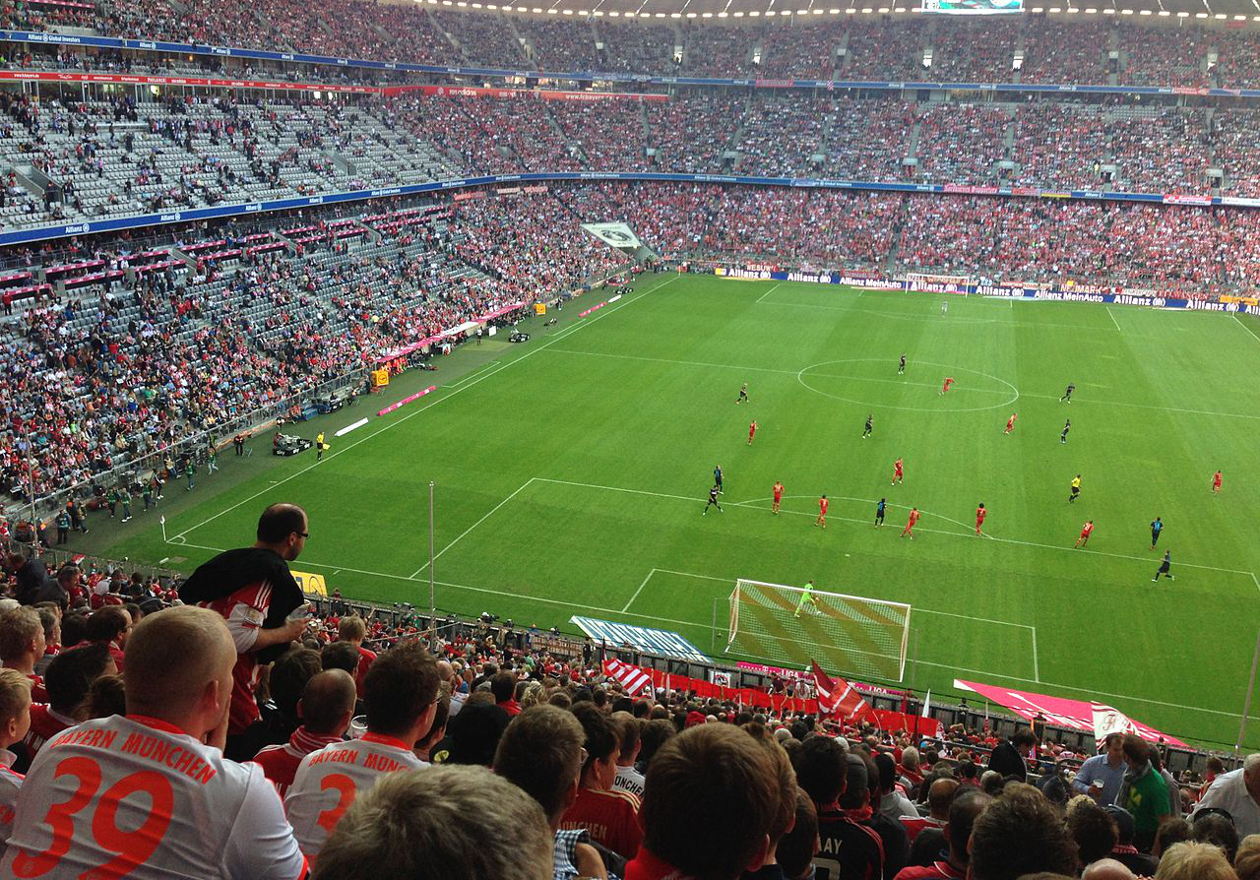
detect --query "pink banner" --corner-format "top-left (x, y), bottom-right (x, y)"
top-left (579, 302), bottom-right (606, 318)
top-left (376, 385), bottom-right (436, 417)
top-left (954, 680), bottom-right (1188, 748)
top-left (376, 301), bottom-right (524, 363)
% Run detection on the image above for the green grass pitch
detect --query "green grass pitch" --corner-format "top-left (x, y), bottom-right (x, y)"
top-left (105, 273), bottom-right (1260, 749)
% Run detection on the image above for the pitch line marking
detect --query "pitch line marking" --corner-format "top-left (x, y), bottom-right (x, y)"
top-left (408, 477), bottom-right (537, 579)
top-left (1031, 627), bottom-right (1041, 682)
top-left (1235, 313), bottom-right (1260, 346)
top-left (647, 569), bottom-right (1030, 631)
top-left (548, 348), bottom-right (1016, 397)
top-left (543, 346), bottom-right (1260, 422)
top-left (754, 282), bottom-right (785, 304)
top-left (162, 540), bottom-right (1248, 721)
top-left (165, 275), bottom-right (677, 542)
top-left (535, 478), bottom-right (1253, 578)
top-left (622, 568), bottom-right (660, 612)
top-left (1106, 306), bottom-right (1124, 333)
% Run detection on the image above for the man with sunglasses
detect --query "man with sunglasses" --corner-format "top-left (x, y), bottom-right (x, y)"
top-left (180, 503), bottom-right (313, 760)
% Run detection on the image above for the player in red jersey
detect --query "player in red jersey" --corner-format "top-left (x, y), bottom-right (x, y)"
top-left (940, 377), bottom-right (955, 395)
top-left (892, 458), bottom-right (904, 486)
top-left (900, 507), bottom-right (920, 539)
top-left (815, 495), bottom-right (829, 529)
top-left (1004, 413), bottom-right (1017, 435)
top-left (747, 420), bottom-right (758, 446)
top-left (975, 503), bottom-right (987, 536)
top-left (1074, 520), bottom-right (1094, 548)
top-left (772, 481), bottom-right (785, 515)
top-left (1212, 470), bottom-right (1222, 494)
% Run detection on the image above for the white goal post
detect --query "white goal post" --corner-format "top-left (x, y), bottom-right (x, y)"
top-left (728, 579), bottom-right (912, 683)
top-left (905, 272), bottom-right (973, 295)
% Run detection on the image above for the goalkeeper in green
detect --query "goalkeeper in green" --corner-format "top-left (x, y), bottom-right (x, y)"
top-left (794, 580), bottom-right (819, 618)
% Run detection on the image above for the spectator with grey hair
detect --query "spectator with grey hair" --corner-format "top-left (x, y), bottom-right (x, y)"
top-left (1196, 753), bottom-right (1260, 839)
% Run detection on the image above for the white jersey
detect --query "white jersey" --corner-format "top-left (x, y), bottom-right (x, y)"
top-left (284, 732), bottom-right (426, 857)
top-left (0, 747), bottom-right (21, 859)
top-left (0, 714), bottom-right (307, 880)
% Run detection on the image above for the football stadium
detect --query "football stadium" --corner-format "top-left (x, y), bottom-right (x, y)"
top-left (1, 1), bottom-right (1260, 876)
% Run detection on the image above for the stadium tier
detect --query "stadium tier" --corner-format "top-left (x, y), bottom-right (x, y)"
top-left (1, 7), bottom-right (1260, 879)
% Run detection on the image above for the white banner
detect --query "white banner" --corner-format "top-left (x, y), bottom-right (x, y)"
top-left (581, 222), bottom-right (641, 250)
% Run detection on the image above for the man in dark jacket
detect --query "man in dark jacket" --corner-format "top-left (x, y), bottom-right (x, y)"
top-left (7, 553), bottom-right (65, 607)
top-left (178, 503), bottom-right (311, 759)
top-left (987, 728), bottom-right (1038, 783)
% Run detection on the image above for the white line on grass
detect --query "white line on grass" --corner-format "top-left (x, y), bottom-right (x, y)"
top-left (408, 477), bottom-right (537, 579)
top-left (1031, 627), bottom-right (1041, 682)
top-left (1235, 313), bottom-right (1260, 346)
top-left (168, 276), bottom-right (676, 543)
top-left (622, 568), bottom-right (659, 612)
top-left (754, 282), bottom-right (785, 304)
top-left (545, 346), bottom-right (1260, 422)
top-left (535, 477), bottom-right (1252, 577)
top-left (170, 534), bottom-right (1249, 721)
top-left (1106, 307), bottom-right (1124, 333)
top-left (1253, 572), bottom-right (1260, 595)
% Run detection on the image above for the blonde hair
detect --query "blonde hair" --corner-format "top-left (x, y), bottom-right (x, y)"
top-left (0, 607), bottom-right (42, 662)
top-left (338, 615), bottom-right (367, 642)
top-left (1236, 834), bottom-right (1260, 880)
top-left (0, 668), bottom-right (32, 725)
top-left (313, 765), bottom-right (552, 880)
top-left (1154, 841), bottom-right (1238, 880)
top-left (124, 606), bottom-right (233, 718)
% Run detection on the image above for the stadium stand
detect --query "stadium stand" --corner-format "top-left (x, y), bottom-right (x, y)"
top-left (2, 10), bottom-right (1260, 878)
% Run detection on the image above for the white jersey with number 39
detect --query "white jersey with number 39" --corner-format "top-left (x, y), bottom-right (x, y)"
top-left (284, 733), bottom-right (426, 857)
top-left (0, 714), bottom-right (307, 880)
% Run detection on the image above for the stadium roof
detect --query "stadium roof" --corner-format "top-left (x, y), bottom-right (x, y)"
top-left (412, 0), bottom-right (1260, 28)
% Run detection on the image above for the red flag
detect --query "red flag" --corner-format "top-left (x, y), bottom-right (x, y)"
top-left (602, 658), bottom-right (653, 697)
top-left (811, 660), bottom-right (869, 720)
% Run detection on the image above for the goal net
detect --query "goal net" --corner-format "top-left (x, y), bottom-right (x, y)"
top-left (727, 579), bottom-right (911, 682)
top-left (905, 272), bottom-right (972, 295)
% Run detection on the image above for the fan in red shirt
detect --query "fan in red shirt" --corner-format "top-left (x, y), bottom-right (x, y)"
top-left (772, 481), bottom-right (785, 515)
top-left (84, 605), bottom-right (131, 673)
top-left (975, 504), bottom-right (987, 536)
top-left (178, 503), bottom-right (312, 760)
top-left (252, 669), bottom-right (356, 797)
top-left (901, 508), bottom-right (920, 539)
top-left (336, 615), bottom-right (377, 697)
top-left (747, 420), bottom-right (758, 446)
top-left (560, 703), bottom-right (643, 860)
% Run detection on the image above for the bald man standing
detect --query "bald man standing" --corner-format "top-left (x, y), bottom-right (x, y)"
top-left (253, 669), bottom-right (357, 797)
top-left (1, 606), bottom-right (307, 879)
top-left (180, 503), bottom-right (312, 760)
top-left (1082, 858), bottom-right (1136, 880)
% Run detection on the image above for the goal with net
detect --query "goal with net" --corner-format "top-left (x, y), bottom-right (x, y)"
top-left (904, 272), bottom-right (972, 295)
top-left (727, 579), bottom-right (911, 683)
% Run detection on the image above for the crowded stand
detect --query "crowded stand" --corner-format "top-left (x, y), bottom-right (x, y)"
top-left (1015, 19), bottom-right (1111, 85)
top-left (924, 18), bottom-right (1020, 84)
top-left (0, 516), bottom-right (1254, 880)
top-left (756, 20), bottom-right (842, 80)
top-left (912, 104), bottom-right (1012, 186)
top-left (4, 8), bottom-right (1260, 878)
top-left (1011, 104), bottom-right (1110, 191)
top-left (595, 21), bottom-right (678, 75)
top-left (1117, 21), bottom-right (1209, 88)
